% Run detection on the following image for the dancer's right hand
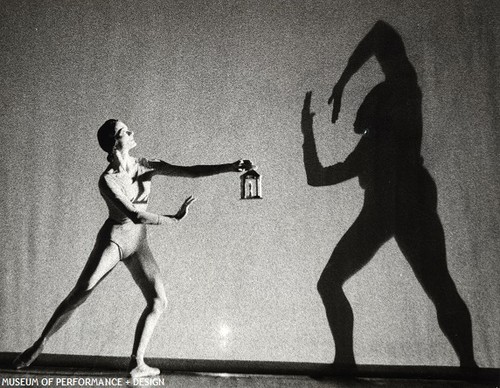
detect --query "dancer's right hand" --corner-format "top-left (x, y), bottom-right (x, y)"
top-left (174, 196), bottom-right (196, 220)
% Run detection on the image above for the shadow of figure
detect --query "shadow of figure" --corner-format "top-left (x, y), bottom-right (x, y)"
top-left (301, 21), bottom-right (477, 369)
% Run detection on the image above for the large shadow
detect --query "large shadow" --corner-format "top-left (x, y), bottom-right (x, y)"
top-left (301, 21), bottom-right (477, 369)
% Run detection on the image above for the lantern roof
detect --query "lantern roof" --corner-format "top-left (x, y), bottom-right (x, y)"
top-left (240, 169), bottom-right (260, 180)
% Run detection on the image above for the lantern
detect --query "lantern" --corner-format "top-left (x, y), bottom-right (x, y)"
top-left (240, 169), bottom-right (262, 199)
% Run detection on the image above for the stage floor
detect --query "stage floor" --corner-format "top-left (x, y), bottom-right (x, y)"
top-left (1, 353), bottom-right (497, 388)
top-left (1, 368), bottom-right (497, 388)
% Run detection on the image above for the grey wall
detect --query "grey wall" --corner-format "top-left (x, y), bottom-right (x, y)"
top-left (1, 0), bottom-right (498, 367)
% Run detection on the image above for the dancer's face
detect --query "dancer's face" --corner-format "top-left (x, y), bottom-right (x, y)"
top-left (114, 121), bottom-right (136, 151)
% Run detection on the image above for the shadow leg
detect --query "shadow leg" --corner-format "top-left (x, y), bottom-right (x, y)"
top-left (395, 212), bottom-right (477, 368)
top-left (317, 209), bottom-right (391, 365)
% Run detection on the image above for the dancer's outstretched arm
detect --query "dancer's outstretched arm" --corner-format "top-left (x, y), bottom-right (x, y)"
top-left (149, 159), bottom-right (253, 178)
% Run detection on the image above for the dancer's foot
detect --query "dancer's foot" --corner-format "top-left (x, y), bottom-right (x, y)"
top-left (12, 340), bottom-right (45, 369)
top-left (128, 358), bottom-right (160, 378)
top-left (331, 356), bottom-right (357, 375)
top-left (460, 359), bottom-right (479, 370)
top-left (331, 361), bottom-right (358, 373)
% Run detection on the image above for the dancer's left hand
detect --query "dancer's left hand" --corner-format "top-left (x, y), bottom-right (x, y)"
top-left (174, 196), bottom-right (196, 220)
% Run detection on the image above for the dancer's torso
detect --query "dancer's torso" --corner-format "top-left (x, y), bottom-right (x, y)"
top-left (98, 157), bottom-right (156, 258)
top-left (350, 81), bottom-right (436, 212)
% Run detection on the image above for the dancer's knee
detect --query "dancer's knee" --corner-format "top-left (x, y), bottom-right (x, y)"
top-left (433, 290), bottom-right (467, 316)
top-left (422, 275), bottom-right (464, 310)
top-left (149, 296), bottom-right (167, 315)
top-left (317, 269), bottom-right (345, 298)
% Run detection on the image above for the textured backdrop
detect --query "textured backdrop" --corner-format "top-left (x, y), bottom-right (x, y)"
top-left (0, 0), bottom-right (498, 367)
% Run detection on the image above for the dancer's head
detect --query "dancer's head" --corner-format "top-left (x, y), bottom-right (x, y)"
top-left (97, 119), bottom-right (136, 161)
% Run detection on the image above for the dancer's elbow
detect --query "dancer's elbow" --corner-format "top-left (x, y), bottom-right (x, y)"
top-left (306, 174), bottom-right (326, 187)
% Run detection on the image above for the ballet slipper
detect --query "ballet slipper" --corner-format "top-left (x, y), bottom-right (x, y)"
top-left (12, 341), bottom-right (45, 369)
top-left (128, 363), bottom-right (161, 378)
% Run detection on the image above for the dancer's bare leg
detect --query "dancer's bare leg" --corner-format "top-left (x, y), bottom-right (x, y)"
top-left (13, 243), bottom-right (121, 369)
top-left (124, 244), bottom-right (167, 378)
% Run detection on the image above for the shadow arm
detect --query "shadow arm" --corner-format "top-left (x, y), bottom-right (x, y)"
top-left (329, 21), bottom-right (412, 122)
top-left (302, 92), bottom-right (358, 186)
top-left (302, 134), bottom-right (358, 187)
top-left (339, 20), bottom-right (407, 86)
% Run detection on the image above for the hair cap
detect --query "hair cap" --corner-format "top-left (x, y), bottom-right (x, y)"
top-left (97, 119), bottom-right (118, 153)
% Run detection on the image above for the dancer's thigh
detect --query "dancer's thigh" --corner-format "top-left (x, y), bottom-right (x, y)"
top-left (321, 208), bottom-right (392, 283)
top-left (75, 242), bottom-right (121, 291)
top-left (124, 244), bottom-right (166, 302)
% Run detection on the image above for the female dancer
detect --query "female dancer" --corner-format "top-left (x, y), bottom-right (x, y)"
top-left (302, 21), bottom-right (476, 368)
top-left (14, 119), bottom-right (253, 377)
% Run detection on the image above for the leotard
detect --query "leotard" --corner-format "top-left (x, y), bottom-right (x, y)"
top-left (97, 157), bottom-right (171, 260)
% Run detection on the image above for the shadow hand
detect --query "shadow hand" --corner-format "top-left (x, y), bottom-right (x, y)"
top-left (301, 91), bottom-right (315, 134)
top-left (327, 83), bottom-right (344, 123)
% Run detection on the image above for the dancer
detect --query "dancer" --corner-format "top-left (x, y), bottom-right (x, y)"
top-left (301, 21), bottom-right (477, 368)
top-left (14, 119), bottom-right (253, 377)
